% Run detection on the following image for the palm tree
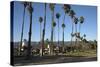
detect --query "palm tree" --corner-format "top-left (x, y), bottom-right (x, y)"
top-left (19, 2), bottom-right (28, 55)
top-left (61, 14), bottom-right (66, 53)
top-left (79, 16), bottom-right (84, 33)
top-left (61, 4), bottom-right (71, 52)
top-left (69, 10), bottom-right (75, 45)
top-left (27, 2), bottom-right (33, 58)
top-left (56, 13), bottom-right (60, 46)
top-left (39, 17), bottom-right (43, 56)
top-left (62, 23), bottom-right (66, 52)
top-left (73, 17), bottom-right (78, 45)
top-left (78, 16), bottom-right (84, 50)
top-left (41, 3), bottom-right (47, 56)
top-left (49, 3), bottom-right (55, 55)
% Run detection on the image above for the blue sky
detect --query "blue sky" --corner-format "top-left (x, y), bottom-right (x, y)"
top-left (13, 1), bottom-right (97, 42)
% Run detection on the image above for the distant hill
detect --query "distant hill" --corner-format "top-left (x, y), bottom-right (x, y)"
top-left (13, 41), bottom-right (95, 48)
top-left (13, 41), bottom-right (72, 48)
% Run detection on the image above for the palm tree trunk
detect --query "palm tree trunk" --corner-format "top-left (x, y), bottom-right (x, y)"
top-left (79, 23), bottom-right (81, 34)
top-left (53, 27), bottom-right (56, 43)
top-left (39, 23), bottom-right (42, 56)
top-left (51, 28), bottom-right (53, 55)
top-left (51, 27), bottom-right (54, 55)
top-left (79, 23), bottom-right (81, 42)
top-left (58, 19), bottom-right (59, 46)
top-left (62, 28), bottom-right (64, 53)
top-left (50, 9), bottom-right (54, 55)
top-left (41, 3), bottom-right (46, 56)
top-left (27, 11), bottom-right (32, 59)
top-left (79, 23), bottom-right (82, 49)
top-left (19, 6), bottom-right (25, 55)
top-left (40, 23), bottom-right (42, 41)
top-left (75, 24), bottom-right (77, 49)
top-left (70, 18), bottom-right (74, 52)
top-left (62, 13), bottom-right (66, 53)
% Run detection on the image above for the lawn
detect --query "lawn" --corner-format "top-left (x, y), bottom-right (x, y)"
top-left (65, 49), bottom-right (97, 57)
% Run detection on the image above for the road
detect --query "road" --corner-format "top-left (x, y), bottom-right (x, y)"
top-left (14, 55), bottom-right (97, 66)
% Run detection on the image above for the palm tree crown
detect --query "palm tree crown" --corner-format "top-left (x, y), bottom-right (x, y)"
top-left (71, 33), bottom-right (75, 37)
top-left (63, 4), bottom-right (71, 14)
top-left (83, 34), bottom-right (86, 38)
top-left (49, 3), bottom-right (55, 11)
top-left (56, 13), bottom-right (60, 19)
top-left (62, 23), bottom-right (66, 28)
top-left (80, 16), bottom-right (84, 24)
top-left (52, 21), bottom-right (56, 27)
top-left (74, 17), bottom-right (78, 24)
top-left (69, 10), bottom-right (75, 18)
top-left (22, 2), bottom-right (28, 7)
top-left (39, 17), bottom-right (43, 23)
top-left (27, 3), bottom-right (33, 14)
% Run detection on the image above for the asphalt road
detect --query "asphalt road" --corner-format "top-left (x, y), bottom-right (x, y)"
top-left (14, 55), bottom-right (97, 66)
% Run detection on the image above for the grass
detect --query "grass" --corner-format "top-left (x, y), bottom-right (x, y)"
top-left (65, 49), bottom-right (97, 57)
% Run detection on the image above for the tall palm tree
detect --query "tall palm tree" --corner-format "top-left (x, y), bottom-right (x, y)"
top-left (79, 16), bottom-right (84, 35)
top-left (78, 16), bottom-right (84, 49)
top-left (19, 2), bottom-right (28, 55)
top-left (61, 14), bottom-right (66, 53)
top-left (62, 4), bottom-right (71, 52)
top-left (62, 23), bottom-right (65, 52)
top-left (69, 10), bottom-right (75, 45)
top-left (73, 17), bottom-right (78, 45)
top-left (27, 2), bottom-right (33, 58)
top-left (49, 3), bottom-right (55, 55)
top-left (41, 3), bottom-right (47, 56)
top-left (56, 13), bottom-right (60, 46)
top-left (39, 17), bottom-right (43, 56)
